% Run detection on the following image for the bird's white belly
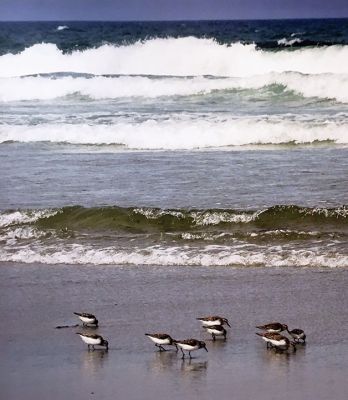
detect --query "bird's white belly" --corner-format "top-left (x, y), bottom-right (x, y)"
top-left (80, 336), bottom-right (101, 345)
top-left (178, 344), bottom-right (199, 351)
top-left (149, 337), bottom-right (170, 345)
top-left (207, 328), bottom-right (224, 335)
top-left (270, 339), bottom-right (286, 347)
top-left (79, 316), bottom-right (95, 324)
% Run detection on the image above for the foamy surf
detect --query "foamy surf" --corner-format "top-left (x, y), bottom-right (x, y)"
top-left (0, 244), bottom-right (346, 268)
top-left (0, 209), bottom-right (59, 228)
top-left (1, 118), bottom-right (347, 148)
top-left (0, 205), bottom-right (346, 268)
top-left (1, 38), bottom-right (348, 78)
top-left (1, 72), bottom-right (348, 103)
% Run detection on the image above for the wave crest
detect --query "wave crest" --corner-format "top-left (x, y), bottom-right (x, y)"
top-left (1, 118), bottom-right (347, 148)
top-left (1, 205), bottom-right (346, 232)
top-left (1, 72), bottom-right (348, 103)
top-left (1, 38), bottom-right (348, 78)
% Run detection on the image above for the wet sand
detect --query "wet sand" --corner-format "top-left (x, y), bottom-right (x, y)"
top-left (0, 263), bottom-right (347, 400)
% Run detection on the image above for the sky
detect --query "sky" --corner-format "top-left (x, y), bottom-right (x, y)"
top-left (0, 0), bottom-right (348, 21)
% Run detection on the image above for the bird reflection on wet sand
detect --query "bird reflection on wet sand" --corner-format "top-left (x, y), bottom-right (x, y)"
top-left (259, 342), bottom-right (306, 379)
top-left (146, 349), bottom-right (208, 382)
top-left (147, 351), bottom-right (178, 374)
top-left (180, 359), bottom-right (208, 374)
top-left (180, 359), bottom-right (208, 385)
top-left (81, 349), bottom-right (109, 375)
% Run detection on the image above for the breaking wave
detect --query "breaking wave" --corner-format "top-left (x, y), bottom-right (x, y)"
top-left (1, 71), bottom-right (348, 103)
top-left (0, 245), bottom-right (346, 268)
top-left (1, 205), bottom-right (347, 268)
top-left (1, 38), bottom-right (348, 78)
top-left (1, 205), bottom-right (347, 232)
top-left (1, 118), bottom-right (347, 148)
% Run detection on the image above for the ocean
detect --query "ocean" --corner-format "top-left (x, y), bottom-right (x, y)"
top-left (0, 19), bottom-right (347, 268)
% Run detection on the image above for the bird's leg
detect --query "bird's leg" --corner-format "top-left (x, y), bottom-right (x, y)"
top-left (180, 348), bottom-right (185, 359)
top-left (212, 334), bottom-right (216, 341)
top-left (189, 351), bottom-right (192, 359)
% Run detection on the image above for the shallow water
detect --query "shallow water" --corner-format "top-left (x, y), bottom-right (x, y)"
top-left (1, 143), bottom-right (347, 210)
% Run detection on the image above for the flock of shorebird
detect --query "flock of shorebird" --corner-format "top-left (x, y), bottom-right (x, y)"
top-left (74, 312), bottom-right (306, 358)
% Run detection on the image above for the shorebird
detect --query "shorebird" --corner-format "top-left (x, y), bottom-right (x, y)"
top-left (287, 328), bottom-right (306, 343)
top-left (197, 316), bottom-right (231, 327)
top-left (256, 322), bottom-right (288, 333)
top-left (145, 333), bottom-right (177, 351)
top-left (256, 332), bottom-right (296, 352)
top-left (175, 339), bottom-right (208, 359)
top-left (74, 312), bottom-right (98, 327)
top-left (203, 324), bottom-right (227, 341)
top-left (76, 332), bottom-right (108, 350)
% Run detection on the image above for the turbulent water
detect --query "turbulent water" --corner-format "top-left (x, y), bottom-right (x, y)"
top-left (0, 20), bottom-right (347, 267)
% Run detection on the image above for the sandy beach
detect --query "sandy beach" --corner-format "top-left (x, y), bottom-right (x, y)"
top-left (1, 263), bottom-right (347, 400)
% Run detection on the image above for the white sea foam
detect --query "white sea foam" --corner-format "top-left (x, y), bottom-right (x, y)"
top-left (300, 206), bottom-right (348, 218)
top-left (133, 208), bottom-right (258, 225)
top-left (191, 211), bottom-right (259, 225)
top-left (56, 25), bottom-right (69, 31)
top-left (0, 209), bottom-right (58, 228)
top-left (1, 118), bottom-right (347, 148)
top-left (0, 244), bottom-right (346, 268)
top-left (133, 208), bottom-right (185, 219)
top-left (1, 38), bottom-right (348, 79)
top-left (0, 227), bottom-right (49, 246)
top-left (1, 71), bottom-right (348, 103)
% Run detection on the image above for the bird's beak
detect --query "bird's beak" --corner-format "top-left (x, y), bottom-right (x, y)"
top-left (226, 321), bottom-right (231, 327)
top-left (204, 346), bottom-right (208, 352)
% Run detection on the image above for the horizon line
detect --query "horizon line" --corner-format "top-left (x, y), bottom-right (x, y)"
top-left (1, 16), bottom-right (348, 23)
